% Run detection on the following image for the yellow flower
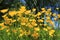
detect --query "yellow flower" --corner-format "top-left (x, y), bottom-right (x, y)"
top-left (47, 27), bottom-right (51, 30)
top-left (25, 10), bottom-right (31, 15)
top-left (3, 17), bottom-right (15, 25)
top-left (3, 16), bottom-right (8, 20)
top-left (19, 6), bottom-right (26, 13)
top-left (54, 18), bottom-right (57, 21)
top-left (38, 19), bottom-right (43, 22)
top-left (49, 30), bottom-right (55, 33)
top-left (40, 24), bottom-right (43, 26)
top-left (19, 34), bottom-right (24, 37)
top-left (20, 29), bottom-right (24, 33)
top-left (4, 18), bottom-right (13, 25)
top-left (9, 11), bottom-right (17, 17)
top-left (47, 8), bottom-right (51, 12)
top-left (4, 19), bottom-right (11, 25)
top-left (16, 11), bottom-right (23, 17)
top-left (2, 14), bottom-right (7, 18)
top-left (0, 9), bottom-right (8, 13)
top-left (27, 23), bottom-right (33, 28)
top-left (31, 21), bottom-right (37, 26)
top-left (37, 12), bottom-right (41, 16)
top-left (0, 23), bottom-right (7, 30)
top-left (9, 19), bottom-right (16, 23)
top-left (34, 27), bottom-right (40, 31)
top-left (6, 29), bottom-right (10, 32)
top-left (46, 16), bottom-right (50, 19)
top-left (49, 21), bottom-right (54, 26)
top-left (43, 28), bottom-right (48, 31)
top-left (41, 8), bottom-right (46, 11)
top-left (41, 10), bottom-right (46, 13)
top-left (33, 15), bottom-right (37, 17)
top-left (49, 12), bottom-right (52, 15)
top-left (32, 8), bottom-right (36, 12)
top-left (45, 11), bottom-right (50, 15)
top-left (32, 19), bottom-right (36, 22)
top-left (32, 32), bottom-right (39, 38)
top-left (49, 30), bottom-right (55, 37)
top-left (56, 8), bottom-right (59, 10)
top-left (20, 6), bottom-right (26, 9)
top-left (37, 16), bottom-right (40, 18)
top-left (21, 23), bottom-right (26, 25)
top-left (44, 24), bottom-right (47, 26)
top-left (42, 18), bottom-right (44, 19)
top-left (28, 24), bottom-right (33, 28)
top-left (29, 19), bottom-right (36, 22)
top-left (26, 30), bottom-right (31, 35)
top-left (20, 17), bottom-right (28, 23)
top-left (49, 34), bottom-right (53, 37)
top-left (11, 20), bottom-right (16, 23)
top-left (12, 29), bottom-right (17, 33)
top-left (19, 29), bottom-right (24, 37)
top-left (46, 19), bottom-right (51, 22)
top-left (58, 14), bottom-right (60, 18)
top-left (46, 19), bottom-right (54, 26)
top-left (0, 23), bottom-right (4, 27)
top-left (52, 13), bottom-right (56, 16)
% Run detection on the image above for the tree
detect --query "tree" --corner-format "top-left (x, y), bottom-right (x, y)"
top-left (25, 0), bottom-right (58, 12)
top-left (0, 0), bottom-right (21, 10)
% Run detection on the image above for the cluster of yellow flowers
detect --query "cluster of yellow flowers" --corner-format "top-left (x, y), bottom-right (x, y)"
top-left (0, 6), bottom-right (58, 39)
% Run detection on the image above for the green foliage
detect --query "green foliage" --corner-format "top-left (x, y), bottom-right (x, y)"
top-left (25, 0), bottom-right (58, 12)
top-left (0, 0), bottom-right (21, 10)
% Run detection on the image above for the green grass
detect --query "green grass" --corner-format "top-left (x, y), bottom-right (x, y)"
top-left (55, 29), bottom-right (60, 40)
